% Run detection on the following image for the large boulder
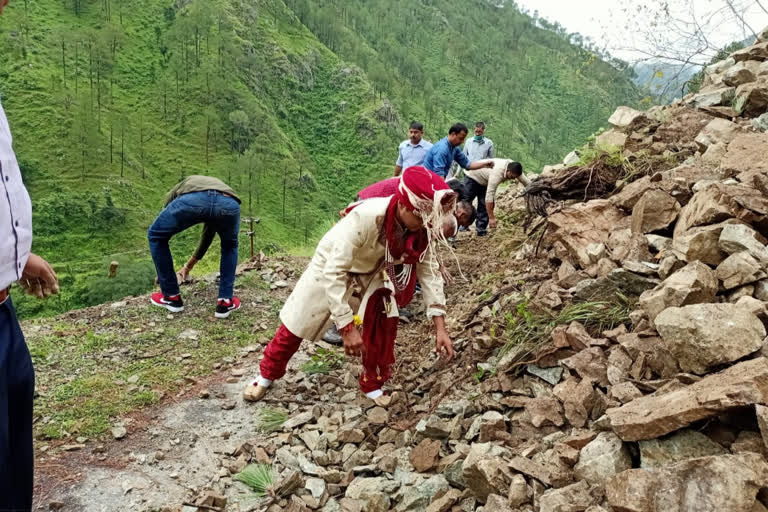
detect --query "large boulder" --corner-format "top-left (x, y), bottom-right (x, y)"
top-left (605, 453), bottom-right (768, 512)
top-left (694, 118), bottom-right (741, 152)
top-left (723, 61), bottom-right (759, 86)
top-left (345, 477), bottom-right (400, 512)
top-left (688, 86), bottom-right (736, 108)
top-left (608, 106), bottom-right (645, 130)
top-left (722, 133), bottom-right (768, 179)
top-left (538, 481), bottom-right (598, 512)
top-left (719, 223), bottom-right (768, 259)
top-left (607, 358), bottom-right (768, 441)
top-left (654, 303), bottom-right (765, 375)
top-left (462, 443), bottom-right (512, 503)
top-left (638, 262), bottom-right (717, 322)
top-left (630, 189), bottom-right (681, 234)
top-left (706, 57), bottom-right (736, 75)
top-left (716, 252), bottom-right (768, 289)
top-left (596, 129), bottom-right (627, 148)
top-left (672, 220), bottom-right (740, 266)
top-left (673, 184), bottom-right (768, 240)
top-left (573, 432), bottom-right (632, 485)
top-left (638, 429), bottom-right (727, 469)
top-left (733, 42), bottom-right (768, 62)
top-left (734, 82), bottom-right (768, 117)
top-left (544, 200), bottom-right (626, 268)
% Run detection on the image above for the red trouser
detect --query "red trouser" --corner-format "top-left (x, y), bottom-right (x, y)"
top-left (259, 323), bottom-right (387, 393)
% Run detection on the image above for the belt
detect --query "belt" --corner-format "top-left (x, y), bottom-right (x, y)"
top-left (0, 287), bottom-right (9, 305)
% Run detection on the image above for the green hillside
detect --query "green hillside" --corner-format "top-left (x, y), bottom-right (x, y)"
top-left (0, 0), bottom-right (638, 317)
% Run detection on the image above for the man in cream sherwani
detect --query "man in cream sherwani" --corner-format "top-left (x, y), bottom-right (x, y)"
top-left (243, 167), bottom-right (456, 404)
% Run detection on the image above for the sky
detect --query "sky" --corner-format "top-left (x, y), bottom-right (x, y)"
top-left (514, 0), bottom-right (768, 63)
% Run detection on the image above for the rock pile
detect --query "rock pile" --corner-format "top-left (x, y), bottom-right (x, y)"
top-left (181, 39), bottom-right (768, 512)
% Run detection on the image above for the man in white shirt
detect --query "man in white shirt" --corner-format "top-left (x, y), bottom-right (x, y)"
top-left (394, 121), bottom-right (432, 177)
top-left (0, 2), bottom-right (60, 507)
top-left (462, 158), bottom-right (527, 235)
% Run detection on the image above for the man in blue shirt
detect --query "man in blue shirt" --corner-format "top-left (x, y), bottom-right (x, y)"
top-left (423, 123), bottom-right (493, 179)
top-left (394, 121), bottom-right (432, 177)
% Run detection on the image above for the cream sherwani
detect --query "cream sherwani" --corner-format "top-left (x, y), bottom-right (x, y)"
top-left (280, 197), bottom-right (447, 341)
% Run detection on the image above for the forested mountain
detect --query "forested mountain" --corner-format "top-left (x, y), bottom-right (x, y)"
top-left (0, 0), bottom-right (639, 316)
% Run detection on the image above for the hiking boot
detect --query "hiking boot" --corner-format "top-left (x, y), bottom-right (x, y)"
top-left (322, 325), bottom-right (343, 345)
top-left (243, 381), bottom-right (269, 402)
top-left (477, 230), bottom-right (488, 237)
top-left (151, 292), bottom-right (184, 313)
top-left (215, 297), bottom-right (241, 319)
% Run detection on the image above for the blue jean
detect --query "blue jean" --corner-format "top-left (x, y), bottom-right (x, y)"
top-left (460, 178), bottom-right (488, 233)
top-left (0, 297), bottom-right (35, 512)
top-left (148, 191), bottom-right (240, 298)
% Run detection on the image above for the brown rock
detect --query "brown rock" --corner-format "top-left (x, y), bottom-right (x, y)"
top-left (632, 190), bottom-right (680, 234)
top-left (694, 118), bottom-right (741, 152)
top-left (538, 480), bottom-right (598, 512)
top-left (366, 407), bottom-right (388, 425)
top-left (656, 303), bottom-right (765, 375)
top-left (673, 184), bottom-right (768, 240)
top-left (722, 133), bottom-right (768, 177)
top-left (731, 430), bottom-right (768, 457)
top-left (717, 252), bottom-right (768, 289)
top-left (616, 333), bottom-right (679, 378)
top-left (756, 404), bottom-right (768, 453)
top-left (672, 221), bottom-right (738, 266)
top-left (574, 432), bottom-right (632, 485)
top-left (545, 200), bottom-right (626, 268)
top-left (410, 439), bottom-right (441, 473)
top-left (609, 106), bottom-right (646, 129)
top-left (525, 397), bottom-right (565, 428)
top-left (724, 61), bottom-right (759, 87)
top-left (426, 489), bottom-right (462, 512)
top-left (607, 358), bottom-right (768, 441)
top-left (733, 42), bottom-right (768, 62)
top-left (639, 429), bottom-right (726, 468)
top-left (508, 456), bottom-right (572, 488)
top-left (560, 348), bottom-right (609, 388)
top-left (609, 382), bottom-right (643, 404)
top-left (607, 346), bottom-right (633, 385)
top-left (735, 82), bottom-right (768, 117)
top-left (638, 261), bottom-right (718, 323)
top-left (553, 377), bottom-right (595, 428)
top-left (565, 321), bottom-right (593, 350)
top-left (484, 494), bottom-right (514, 512)
top-left (562, 430), bottom-right (598, 451)
top-left (462, 443), bottom-right (513, 503)
top-left (507, 473), bottom-right (530, 507)
top-left (606, 453), bottom-right (768, 512)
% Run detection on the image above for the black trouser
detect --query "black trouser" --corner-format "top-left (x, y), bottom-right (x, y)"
top-left (461, 178), bottom-right (488, 234)
top-left (0, 297), bottom-right (35, 512)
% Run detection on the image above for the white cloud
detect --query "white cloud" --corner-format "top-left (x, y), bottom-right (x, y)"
top-left (514, 0), bottom-right (768, 62)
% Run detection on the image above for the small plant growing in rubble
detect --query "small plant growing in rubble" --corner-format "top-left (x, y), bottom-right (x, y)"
top-left (256, 407), bottom-right (288, 433)
top-left (301, 347), bottom-right (344, 375)
top-left (234, 463), bottom-right (276, 496)
top-left (500, 295), bottom-right (633, 363)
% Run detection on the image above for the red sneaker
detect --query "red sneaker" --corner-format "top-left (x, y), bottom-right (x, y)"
top-left (215, 297), bottom-right (241, 318)
top-left (150, 292), bottom-right (184, 313)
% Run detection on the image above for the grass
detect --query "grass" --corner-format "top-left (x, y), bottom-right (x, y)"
top-left (300, 347), bottom-right (345, 375)
top-left (499, 294), bottom-right (634, 359)
top-left (235, 464), bottom-right (276, 497)
top-left (256, 407), bottom-right (288, 433)
top-left (25, 271), bottom-right (284, 443)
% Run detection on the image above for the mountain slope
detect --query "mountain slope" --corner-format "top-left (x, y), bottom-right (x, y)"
top-left (0, 0), bottom-right (638, 317)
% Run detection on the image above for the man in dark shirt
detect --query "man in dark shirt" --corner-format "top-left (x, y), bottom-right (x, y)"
top-left (148, 175), bottom-right (242, 318)
top-left (423, 123), bottom-right (493, 178)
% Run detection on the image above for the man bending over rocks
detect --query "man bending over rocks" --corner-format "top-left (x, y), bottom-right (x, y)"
top-left (243, 167), bottom-right (456, 406)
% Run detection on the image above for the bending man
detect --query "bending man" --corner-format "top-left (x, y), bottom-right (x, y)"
top-left (148, 175), bottom-right (242, 318)
top-left (244, 167), bottom-right (456, 405)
